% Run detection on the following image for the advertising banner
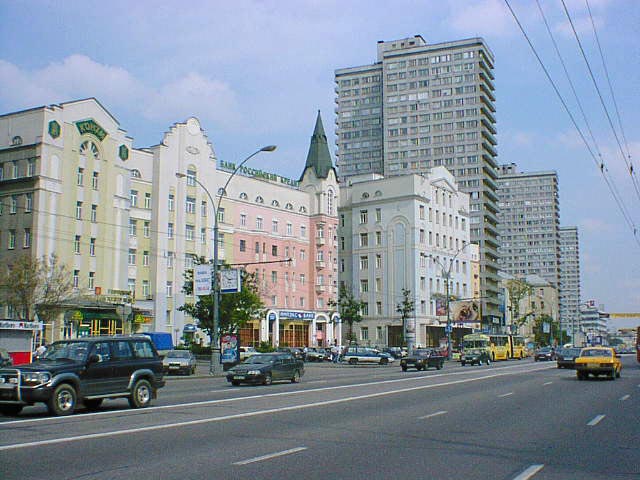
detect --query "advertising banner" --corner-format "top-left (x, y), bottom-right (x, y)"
top-left (194, 265), bottom-right (212, 296)
top-left (220, 268), bottom-right (241, 294)
top-left (435, 298), bottom-right (447, 316)
top-left (450, 300), bottom-right (480, 323)
top-left (220, 333), bottom-right (239, 364)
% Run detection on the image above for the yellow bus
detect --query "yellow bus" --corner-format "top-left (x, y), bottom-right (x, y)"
top-left (488, 334), bottom-right (510, 361)
top-left (509, 335), bottom-right (526, 359)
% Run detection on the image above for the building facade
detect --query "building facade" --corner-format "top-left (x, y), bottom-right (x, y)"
top-left (559, 226), bottom-right (581, 341)
top-left (335, 35), bottom-right (501, 323)
top-left (497, 163), bottom-right (561, 287)
top-left (0, 99), bottom-right (339, 347)
top-left (338, 166), bottom-right (472, 349)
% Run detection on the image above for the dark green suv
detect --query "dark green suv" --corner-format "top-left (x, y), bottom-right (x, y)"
top-left (0, 335), bottom-right (165, 416)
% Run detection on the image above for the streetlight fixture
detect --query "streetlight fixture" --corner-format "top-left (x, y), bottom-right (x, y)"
top-left (429, 242), bottom-right (471, 360)
top-left (176, 144), bottom-right (276, 374)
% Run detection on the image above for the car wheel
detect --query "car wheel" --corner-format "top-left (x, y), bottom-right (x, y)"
top-left (436, 363), bottom-right (443, 370)
top-left (291, 370), bottom-right (301, 383)
top-left (0, 405), bottom-right (23, 416)
top-left (231, 381), bottom-right (240, 386)
top-left (263, 373), bottom-right (273, 385)
top-left (610, 368), bottom-right (616, 381)
top-left (380, 357), bottom-right (388, 365)
top-left (616, 369), bottom-right (621, 378)
top-left (535, 358), bottom-right (539, 362)
top-left (128, 379), bottom-right (153, 409)
top-left (84, 399), bottom-right (103, 410)
top-left (576, 372), bottom-right (583, 380)
top-left (191, 366), bottom-right (196, 375)
top-left (349, 358), bottom-right (358, 365)
top-left (401, 365), bottom-right (408, 371)
top-left (47, 383), bottom-right (77, 416)
top-left (461, 361), bottom-right (466, 366)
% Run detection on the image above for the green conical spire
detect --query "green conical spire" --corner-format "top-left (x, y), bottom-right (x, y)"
top-left (301, 110), bottom-right (334, 180)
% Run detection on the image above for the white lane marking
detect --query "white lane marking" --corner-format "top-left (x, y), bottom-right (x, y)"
top-left (0, 367), bottom-right (556, 451)
top-left (233, 447), bottom-right (307, 465)
top-left (498, 392), bottom-right (514, 397)
top-left (620, 394), bottom-right (630, 401)
top-left (0, 363), bottom-right (554, 428)
top-left (513, 464), bottom-right (544, 480)
top-left (587, 414), bottom-right (606, 426)
top-left (543, 381), bottom-right (553, 386)
top-left (418, 410), bottom-right (448, 420)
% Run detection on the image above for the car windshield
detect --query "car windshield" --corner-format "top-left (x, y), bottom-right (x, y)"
top-left (463, 340), bottom-right (488, 349)
top-left (581, 349), bottom-right (611, 358)
top-left (167, 351), bottom-right (191, 358)
top-left (414, 350), bottom-right (432, 357)
top-left (42, 341), bottom-right (89, 362)
top-left (243, 354), bottom-right (277, 364)
top-left (538, 347), bottom-right (552, 353)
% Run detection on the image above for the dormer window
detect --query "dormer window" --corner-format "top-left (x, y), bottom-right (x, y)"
top-left (271, 200), bottom-right (280, 207)
top-left (239, 192), bottom-right (248, 200)
top-left (256, 196), bottom-right (264, 204)
top-left (11, 136), bottom-right (22, 146)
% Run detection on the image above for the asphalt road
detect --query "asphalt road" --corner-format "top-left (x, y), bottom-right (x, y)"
top-left (1, 356), bottom-right (638, 480)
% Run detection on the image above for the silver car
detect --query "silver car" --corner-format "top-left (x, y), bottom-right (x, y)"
top-left (162, 350), bottom-right (197, 375)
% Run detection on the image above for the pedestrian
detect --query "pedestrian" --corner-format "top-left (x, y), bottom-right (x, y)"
top-left (35, 343), bottom-right (47, 358)
top-left (331, 344), bottom-right (339, 363)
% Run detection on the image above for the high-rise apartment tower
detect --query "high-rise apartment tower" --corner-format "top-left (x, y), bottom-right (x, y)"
top-left (335, 35), bottom-right (501, 320)
top-left (559, 226), bottom-right (581, 340)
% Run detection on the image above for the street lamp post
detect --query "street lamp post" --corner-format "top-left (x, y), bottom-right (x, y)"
top-left (430, 242), bottom-right (471, 360)
top-left (176, 145), bottom-right (276, 375)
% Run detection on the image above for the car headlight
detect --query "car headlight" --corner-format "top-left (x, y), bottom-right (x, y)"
top-left (247, 370), bottom-right (262, 375)
top-left (21, 371), bottom-right (51, 384)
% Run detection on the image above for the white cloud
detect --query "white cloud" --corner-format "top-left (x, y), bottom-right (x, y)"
top-left (580, 217), bottom-right (610, 233)
top-left (446, 0), bottom-right (516, 37)
top-left (0, 56), bottom-right (240, 133)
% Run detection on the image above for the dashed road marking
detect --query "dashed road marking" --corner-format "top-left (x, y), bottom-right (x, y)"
top-left (233, 447), bottom-right (307, 465)
top-left (620, 394), bottom-right (630, 401)
top-left (499, 392), bottom-right (514, 397)
top-left (543, 381), bottom-right (553, 386)
top-left (513, 464), bottom-right (544, 480)
top-left (418, 410), bottom-right (448, 420)
top-left (587, 414), bottom-right (606, 426)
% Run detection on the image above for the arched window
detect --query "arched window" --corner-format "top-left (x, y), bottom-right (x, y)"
top-left (256, 196), bottom-right (264, 204)
top-left (285, 203), bottom-right (293, 210)
top-left (79, 140), bottom-right (100, 160)
top-left (130, 169), bottom-right (142, 178)
top-left (361, 192), bottom-right (369, 199)
top-left (239, 192), bottom-right (248, 200)
top-left (327, 188), bottom-right (335, 215)
top-left (271, 200), bottom-right (280, 207)
top-left (299, 206), bottom-right (307, 213)
top-left (217, 188), bottom-right (226, 196)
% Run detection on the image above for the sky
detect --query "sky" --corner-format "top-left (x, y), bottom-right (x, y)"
top-left (1, 0), bottom-right (639, 329)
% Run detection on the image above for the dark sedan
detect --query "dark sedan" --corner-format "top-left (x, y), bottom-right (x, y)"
top-left (226, 353), bottom-right (304, 386)
top-left (556, 347), bottom-right (582, 369)
top-left (400, 349), bottom-right (445, 371)
top-left (534, 347), bottom-right (556, 361)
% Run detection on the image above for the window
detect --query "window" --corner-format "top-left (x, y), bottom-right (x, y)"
top-left (73, 270), bottom-right (79, 288)
top-left (88, 272), bottom-right (95, 289)
top-left (375, 208), bottom-right (381, 222)
top-left (91, 205), bottom-right (97, 223)
top-left (376, 302), bottom-right (383, 315)
top-left (144, 193), bottom-right (151, 209)
top-left (77, 167), bottom-right (84, 186)
top-left (167, 222), bottom-right (174, 239)
top-left (239, 239), bottom-right (246, 252)
top-left (92, 172), bottom-right (99, 190)
top-left (186, 196), bottom-right (196, 214)
top-left (89, 238), bottom-right (96, 256)
top-left (128, 249), bottom-right (137, 265)
top-left (25, 193), bottom-right (32, 213)
top-left (12, 161), bottom-right (18, 179)
top-left (201, 201), bottom-right (207, 217)
top-left (360, 279), bottom-right (369, 293)
top-left (142, 280), bottom-right (150, 298)
top-left (240, 213), bottom-right (247, 226)
top-left (272, 245), bottom-right (278, 256)
top-left (75, 201), bottom-right (82, 219)
top-left (360, 233), bottom-right (368, 247)
top-left (166, 281), bottom-right (173, 297)
top-left (128, 278), bottom-right (136, 295)
top-left (130, 190), bottom-right (138, 207)
top-left (286, 222), bottom-right (293, 235)
top-left (361, 326), bottom-right (369, 340)
top-left (256, 217), bottom-right (263, 230)
top-left (271, 271), bottom-right (277, 284)
top-left (200, 228), bottom-right (206, 244)
top-left (144, 221), bottom-right (150, 237)
top-left (360, 210), bottom-right (368, 224)
top-left (186, 169), bottom-right (196, 186)
top-left (300, 274), bottom-right (305, 285)
top-left (129, 219), bottom-right (137, 236)
top-left (168, 194), bottom-right (175, 211)
top-left (27, 159), bottom-right (35, 177)
top-left (23, 228), bottom-right (31, 248)
top-left (185, 224), bottom-right (195, 241)
top-left (360, 256), bottom-right (369, 270)
top-left (376, 231), bottom-right (382, 245)
top-left (8, 230), bottom-right (15, 249)
top-left (217, 207), bottom-right (225, 223)
top-left (74, 235), bottom-right (81, 254)
top-left (167, 251), bottom-right (174, 268)
top-left (376, 254), bottom-right (382, 269)
top-left (143, 251), bottom-right (149, 266)
top-left (272, 220), bottom-right (278, 233)
top-left (300, 225), bottom-right (307, 238)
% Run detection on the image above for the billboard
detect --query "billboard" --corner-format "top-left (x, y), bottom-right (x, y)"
top-left (435, 298), bottom-right (447, 316)
top-left (194, 265), bottom-right (212, 296)
top-left (450, 300), bottom-right (480, 323)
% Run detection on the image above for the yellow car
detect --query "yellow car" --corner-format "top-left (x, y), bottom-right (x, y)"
top-left (575, 347), bottom-right (621, 380)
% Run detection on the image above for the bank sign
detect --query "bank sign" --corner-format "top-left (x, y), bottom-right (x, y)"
top-left (278, 311), bottom-right (315, 320)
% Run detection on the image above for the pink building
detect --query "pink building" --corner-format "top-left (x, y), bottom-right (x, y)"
top-left (218, 113), bottom-right (340, 347)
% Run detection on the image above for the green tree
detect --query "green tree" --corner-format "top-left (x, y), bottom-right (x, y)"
top-left (505, 278), bottom-right (533, 331)
top-left (532, 314), bottom-right (570, 346)
top-left (0, 254), bottom-right (74, 328)
top-left (395, 288), bottom-right (415, 347)
top-left (179, 258), bottom-right (265, 341)
top-left (329, 284), bottom-right (365, 343)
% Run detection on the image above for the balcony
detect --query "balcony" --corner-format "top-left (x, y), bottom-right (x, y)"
top-left (481, 117), bottom-right (497, 135)
top-left (479, 83), bottom-right (495, 102)
top-left (316, 236), bottom-right (326, 246)
top-left (482, 140), bottom-right (498, 157)
top-left (480, 105), bottom-right (496, 124)
top-left (479, 70), bottom-right (495, 91)
top-left (479, 57), bottom-right (495, 79)
top-left (315, 260), bottom-right (326, 269)
top-left (479, 94), bottom-right (496, 112)
top-left (482, 129), bottom-right (497, 146)
top-left (315, 284), bottom-right (326, 293)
